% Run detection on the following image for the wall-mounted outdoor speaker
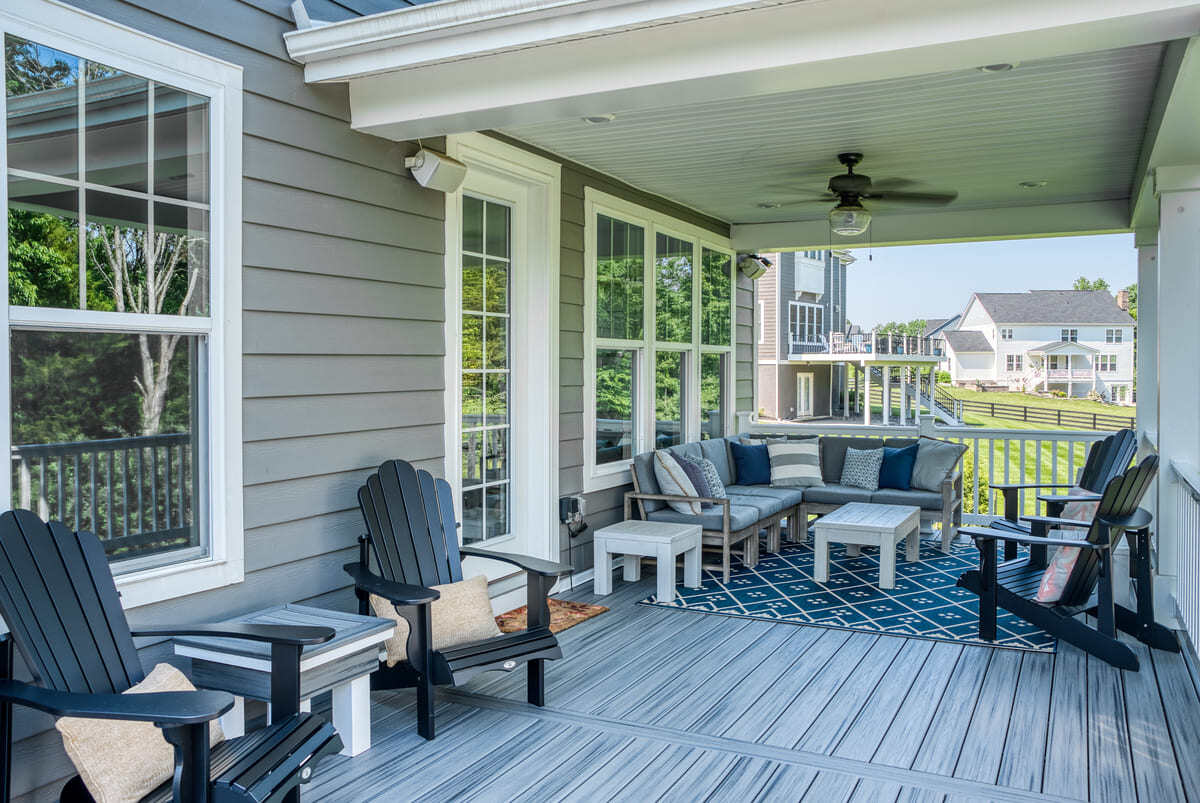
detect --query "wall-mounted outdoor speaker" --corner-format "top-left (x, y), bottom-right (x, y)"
top-left (405, 148), bottom-right (468, 193)
top-left (738, 254), bottom-right (772, 281)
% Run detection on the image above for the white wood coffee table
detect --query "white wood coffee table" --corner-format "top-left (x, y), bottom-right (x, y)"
top-left (813, 502), bottom-right (921, 589)
top-left (593, 520), bottom-right (702, 602)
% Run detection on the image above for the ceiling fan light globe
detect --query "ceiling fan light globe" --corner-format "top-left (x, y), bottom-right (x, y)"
top-left (829, 204), bottom-right (871, 236)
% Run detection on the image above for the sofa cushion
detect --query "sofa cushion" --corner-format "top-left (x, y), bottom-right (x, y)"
top-left (632, 452), bottom-right (665, 514)
top-left (768, 440), bottom-right (825, 488)
top-left (870, 488), bottom-right (943, 509)
top-left (727, 493), bottom-right (786, 518)
top-left (911, 436), bottom-right (968, 492)
top-left (653, 450), bottom-right (704, 515)
top-left (820, 437), bottom-right (885, 484)
top-left (879, 443), bottom-right (919, 490)
top-left (803, 484), bottom-right (875, 505)
top-left (700, 437), bottom-right (734, 487)
top-left (725, 485), bottom-right (806, 509)
top-left (729, 440), bottom-right (771, 485)
top-left (647, 504), bottom-right (762, 532)
top-left (841, 446), bottom-right (884, 491)
top-left (667, 442), bottom-right (703, 463)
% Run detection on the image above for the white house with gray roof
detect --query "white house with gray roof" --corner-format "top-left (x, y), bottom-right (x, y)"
top-left (945, 291), bottom-right (1135, 403)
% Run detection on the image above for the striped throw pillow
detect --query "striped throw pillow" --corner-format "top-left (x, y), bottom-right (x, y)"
top-left (767, 440), bottom-right (824, 488)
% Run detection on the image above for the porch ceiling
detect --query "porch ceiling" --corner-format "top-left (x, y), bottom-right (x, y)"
top-left (500, 44), bottom-right (1163, 230)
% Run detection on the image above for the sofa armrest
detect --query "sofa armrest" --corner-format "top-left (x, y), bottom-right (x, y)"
top-left (623, 492), bottom-right (731, 533)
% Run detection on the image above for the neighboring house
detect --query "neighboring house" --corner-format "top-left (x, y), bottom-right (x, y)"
top-left (922, 315), bottom-right (959, 371)
top-left (756, 250), bottom-right (852, 419)
top-left (944, 291), bottom-right (1135, 403)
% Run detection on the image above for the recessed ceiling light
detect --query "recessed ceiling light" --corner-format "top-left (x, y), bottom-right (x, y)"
top-left (1018, 179), bottom-right (1048, 189)
top-left (756, 202), bottom-right (781, 209)
top-left (582, 113), bottom-right (616, 124)
top-left (978, 63), bottom-right (1015, 73)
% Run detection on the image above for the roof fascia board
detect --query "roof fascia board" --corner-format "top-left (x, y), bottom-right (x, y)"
top-left (730, 200), bottom-right (1130, 251)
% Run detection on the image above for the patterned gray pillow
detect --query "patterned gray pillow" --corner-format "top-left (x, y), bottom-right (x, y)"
top-left (840, 446), bottom-right (884, 491)
top-left (690, 457), bottom-right (727, 499)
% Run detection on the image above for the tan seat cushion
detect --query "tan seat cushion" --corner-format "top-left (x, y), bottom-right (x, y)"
top-left (56, 662), bottom-right (225, 803)
top-left (371, 574), bottom-right (502, 667)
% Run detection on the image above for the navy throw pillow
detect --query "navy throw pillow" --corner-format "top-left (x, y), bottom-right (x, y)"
top-left (671, 453), bottom-right (712, 504)
top-left (879, 443), bottom-right (919, 490)
top-left (729, 440), bottom-right (771, 486)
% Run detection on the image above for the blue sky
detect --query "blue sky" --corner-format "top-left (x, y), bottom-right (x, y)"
top-left (845, 233), bottom-right (1137, 329)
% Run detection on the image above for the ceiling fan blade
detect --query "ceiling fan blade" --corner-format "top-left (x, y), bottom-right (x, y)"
top-left (868, 177), bottom-right (918, 190)
top-left (865, 190), bottom-right (958, 205)
top-left (772, 198), bottom-right (834, 208)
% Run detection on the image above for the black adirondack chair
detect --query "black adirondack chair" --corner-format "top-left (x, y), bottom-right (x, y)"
top-left (958, 456), bottom-right (1176, 671)
top-left (348, 459), bottom-right (572, 740)
top-left (989, 428), bottom-right (1137, 561)
top-left (0, 510), bottom-right (343, 803)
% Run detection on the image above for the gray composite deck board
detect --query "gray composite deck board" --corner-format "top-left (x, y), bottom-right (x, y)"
top-left (305, 574), bottom-right (1199, 802)
top-left (995, 652), bottom-right (1054, 792)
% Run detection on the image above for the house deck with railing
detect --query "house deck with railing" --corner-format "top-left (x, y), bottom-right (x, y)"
top-left (789, 332), bottom-right (946, 363)
top-left (303, 574), bottom-right (1200, 803)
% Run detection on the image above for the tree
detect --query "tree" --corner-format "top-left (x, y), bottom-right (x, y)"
top-left (1073, 277), bottom-right (1110, 292)
top-left (877, 319), bottom-right (926, 338)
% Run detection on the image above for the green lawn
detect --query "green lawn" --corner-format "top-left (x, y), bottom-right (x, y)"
top-left (938, 385), bottom-right (1132, 417)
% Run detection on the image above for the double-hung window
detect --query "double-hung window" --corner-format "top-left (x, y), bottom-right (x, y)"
top-left (1098, 355), bottom-right (1117, 373)
top-left (585, 189), bottom-right (734, 488)
top-left (999, 327), bottom-right (1013, 340)
top-left (1061, 328), bottom-right (1078, 342)
top-left (1, 3), bottom-right (242, 607)
top-left (1006, 354), bottom-right (1022, 372)
top-left (1106, 328), bottom-right (1122, 343)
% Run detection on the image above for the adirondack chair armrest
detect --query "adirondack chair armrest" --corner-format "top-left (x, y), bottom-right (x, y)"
top-left (1097, 508), bottom-right (1153, 531)
top-left (343, 562), bottom-right (440, 605)
top-left (1036, 492), bottom-right (1101, 504)
top-left (961, 526), bottom-right (1108, 551)
top-left (1019, 515), bottom-right (1095, 530)
top-left (131, 623), bottom-right (335, 647)
top-left (459, 546), bottom-right (573, 578)
top-left (0, 679), bottom-right (233, 725)
top-left (991, 482), bottom-right (1074, 492)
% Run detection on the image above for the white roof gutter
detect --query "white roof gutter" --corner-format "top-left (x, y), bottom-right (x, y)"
top-left (284, 0), bottom-right (795, 81)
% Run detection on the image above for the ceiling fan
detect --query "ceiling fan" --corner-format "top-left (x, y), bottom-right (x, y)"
top-left (768, 152), bottom-right (958, 236)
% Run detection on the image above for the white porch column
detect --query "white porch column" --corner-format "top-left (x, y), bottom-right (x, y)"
top-left (1155, 167), bottom-right (1200, 622)
top-left (863, 364), bottom-right (871, 426)
top-left (899, 367), bottom-right (909, 425)
top-left (843, 365), bottom-right (850, 419)
top-left (1136, 231), bottom-right (1159, 445)
top-left (882, 367), bottom-right (891, 426)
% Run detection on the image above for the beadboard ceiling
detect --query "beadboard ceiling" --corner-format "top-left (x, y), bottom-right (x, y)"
top-left (500, 43), bottom-right (1166, 226)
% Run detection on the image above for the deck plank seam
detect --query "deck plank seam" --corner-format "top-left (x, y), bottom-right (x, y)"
top-left (441, 688), bottom-right (1086, 803)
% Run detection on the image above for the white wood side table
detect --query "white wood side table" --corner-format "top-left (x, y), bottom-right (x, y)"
top-left (593, 520), bottom-right (702, 602)
top-left (813, 502), bottom-right (921, 590)
top-left (173, 604), bottom-right (393, 757)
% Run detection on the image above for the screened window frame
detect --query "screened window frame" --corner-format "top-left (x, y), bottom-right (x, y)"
top-left (0, 1), bottom-right (244, 609)
top-left (583, 189), bottom-right (735, 491)
top-left (788, 301), bottom-right (823, 346)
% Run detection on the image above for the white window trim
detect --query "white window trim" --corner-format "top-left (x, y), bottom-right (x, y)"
top-left (583, 188), bottom-right (734, 492)
top-left (999, 327), bottom-right (1013, 340)
top-left (0, 0), bottom-right (243, 609)
top-left (442, 133), bottom-right (561, 567)
top-left (789, 300), bottom-right (823, 345)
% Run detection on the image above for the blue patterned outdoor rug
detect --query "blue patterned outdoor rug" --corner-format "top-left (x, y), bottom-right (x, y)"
top-left (638, 538), bottom-right (1056, 653)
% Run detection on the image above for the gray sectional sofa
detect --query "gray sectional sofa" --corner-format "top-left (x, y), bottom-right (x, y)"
top-left (625, 433), bottom-right (964, 582)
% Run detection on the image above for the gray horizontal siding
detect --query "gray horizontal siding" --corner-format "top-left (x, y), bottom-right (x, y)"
top-left (19, 1), bottom-right (445, 799)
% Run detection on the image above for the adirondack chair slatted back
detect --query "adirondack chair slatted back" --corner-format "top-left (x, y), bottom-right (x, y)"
top-left (1077, 429), bottom-right (1137, 492)
top-left (1058, 455), bottom-right (1157, 608)
top-left (0, 510), bottom-right (144, 695)
top-left (359, 460), bottom-right (464, 587)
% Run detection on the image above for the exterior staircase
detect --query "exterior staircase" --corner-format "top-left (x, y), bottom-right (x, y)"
top-left (863, 366), bottom-right (962, 425)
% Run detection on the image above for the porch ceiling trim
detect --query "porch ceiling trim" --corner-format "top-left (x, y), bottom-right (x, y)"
top-left (1028, 341), bottom-right (1100, 354)
top-left (284, 0), bottom-right (1200, 142)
